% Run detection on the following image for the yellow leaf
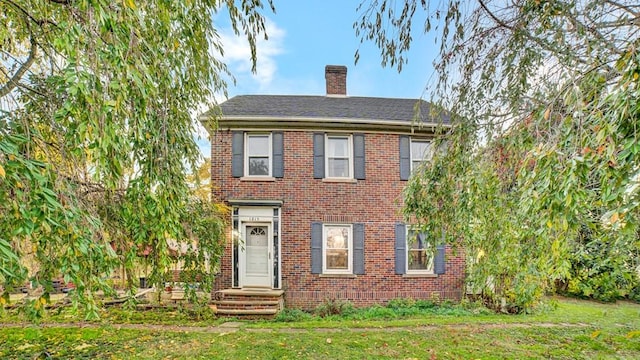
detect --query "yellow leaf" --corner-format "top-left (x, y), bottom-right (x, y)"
top-left (610, 212), bottom-right (619, 224)
top-left (626, 330), bottom-right (640, 339)
top-left (590, 330), bottom-right (601, 339)
top-left (0, 164), bottom-right (5, 178)
top-left (124, 0), bottom-right (136, 10)
top-left (543, 107), bottom-right (551, 120)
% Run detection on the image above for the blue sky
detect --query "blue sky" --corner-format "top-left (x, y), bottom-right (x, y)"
top-left (219, 1), bottom-right (437, 98)
top-left (197, 1), bottom-right (438, 157)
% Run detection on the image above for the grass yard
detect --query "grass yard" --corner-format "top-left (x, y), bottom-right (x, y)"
top-left (1, 298), bottom-right (639, 359)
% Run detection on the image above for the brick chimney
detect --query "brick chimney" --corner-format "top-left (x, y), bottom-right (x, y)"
top-left (325, 65), bottom-right (347, 96)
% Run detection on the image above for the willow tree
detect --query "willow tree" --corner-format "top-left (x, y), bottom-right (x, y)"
top-left (0, 0), bottom-right (274, 318)
top-left (356, 0), bottom-right (640, 310)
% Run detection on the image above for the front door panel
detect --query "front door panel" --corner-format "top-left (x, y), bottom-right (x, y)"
top-left (241, 224), bottom-right (271, 287)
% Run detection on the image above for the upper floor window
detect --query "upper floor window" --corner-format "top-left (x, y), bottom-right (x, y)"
top-left (246, 134), bottom-right (271, 176)
top-left (313, 132), bottom-right (365, 180)
top-left (326, 135), bottom-right (352, 178)
top-left (400, 136), bottom-right (431, 180)
top-left (411, 139), bottom-right (432, 171)
top-left (231, 131), bottom-right (284, 179)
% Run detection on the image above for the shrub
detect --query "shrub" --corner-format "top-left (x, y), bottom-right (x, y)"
top-left (274, 309), bottom-right (313, 322)
top-left (314, 298), bottom-right (354, 318)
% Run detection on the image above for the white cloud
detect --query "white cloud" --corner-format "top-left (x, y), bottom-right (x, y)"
top-left (220, 19), bottom-right (285, 91)
top-left (194, 19), bottom-right (285, 160)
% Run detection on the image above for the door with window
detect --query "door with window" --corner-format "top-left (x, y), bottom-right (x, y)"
top-left (240, 223), bottom-right (272, 287)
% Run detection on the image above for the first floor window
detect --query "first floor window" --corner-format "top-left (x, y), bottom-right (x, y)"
top-left (326, 135), bottom-right (352, 178)
top-left (407, 229), bottom-right (435, 273)
top-left (324, 224), bottom-right (352, 273)
top-left (246, 133), bottom-right (271, 176)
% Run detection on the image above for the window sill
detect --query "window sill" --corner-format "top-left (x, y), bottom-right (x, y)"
top-left (319, 274), bottom-right (357, 278)
top-left (322, 178), bottom-right (357, 184)
top-left (402, 273), bottom-right (438, 278)
top-left (240, 177), bottom-right (276, 182)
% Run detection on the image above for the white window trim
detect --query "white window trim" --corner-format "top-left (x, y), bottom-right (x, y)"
top-left (325, 134), bottom-right (353, 179)
top-left (244, 133), bottom-right (272, 177)
top-left (322, 224), bottom-right (353, 274)
top-left (406, 227), bottom-right (435, 275)
top-left (410, 139), bottom-right (432, 172)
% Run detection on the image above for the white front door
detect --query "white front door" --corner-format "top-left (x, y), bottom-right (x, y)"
top-left (240, 223), bottom-right (272, 287)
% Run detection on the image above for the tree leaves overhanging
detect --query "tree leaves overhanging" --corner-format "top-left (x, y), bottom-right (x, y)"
top-left (356, 0), bottom-right (640, 310)
top-left (0, 0), bottom-right (274, 318)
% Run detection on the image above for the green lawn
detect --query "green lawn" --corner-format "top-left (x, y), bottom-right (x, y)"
top-left (1, 298), bottom-right (639, 359)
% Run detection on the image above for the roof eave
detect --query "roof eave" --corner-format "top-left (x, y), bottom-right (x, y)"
top-left (199, 115), bottom-right (451, 135)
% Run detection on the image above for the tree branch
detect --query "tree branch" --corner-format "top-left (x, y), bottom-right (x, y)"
top-left (477, 0), bottom-right (514, 30)
top-left (0, 34), bottom-right (37, 99)
top-left (604, 0), bottom-right (640, 18)
top-left (1, 0), bottom-right (58, 27)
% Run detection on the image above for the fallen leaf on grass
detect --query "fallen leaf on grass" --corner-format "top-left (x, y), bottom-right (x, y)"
top-left (626, 331), bottom-right (640, 339)
top-left (326, 338), bottom-right (332, 344)
top-left (74, 343), bottom-right (94, 351)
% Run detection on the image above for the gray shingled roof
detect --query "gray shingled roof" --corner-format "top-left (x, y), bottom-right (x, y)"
top-left (211, 95), bottom-right (449, 124)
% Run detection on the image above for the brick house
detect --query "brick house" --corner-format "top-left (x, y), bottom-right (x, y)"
top-left (201, 65), bottom-right (465, 315)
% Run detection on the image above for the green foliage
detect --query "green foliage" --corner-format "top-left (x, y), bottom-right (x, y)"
top-left (562, 228), bottom-right (640, 302)
top-left (312, 298), bottom-right (480, 321)
top-left (357, 0), bottom-right (640, 310)
top-left (0, 0), bottom-right (274, 317)
top-left (274, 308), bottom-right (313, 322)
top-left (314, 298), bottom-right (355, 318)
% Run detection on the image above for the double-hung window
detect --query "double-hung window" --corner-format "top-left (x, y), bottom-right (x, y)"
top-left (311, 222), bottom-right (364, 275)
top-left (313, 133), bottom-right (364, 180)
top-left (407, 229), bottom-right (435, 273)
top-left (323, 224), bottom-right (352, 274)
top-left (326, 135), bottom-right (352, 178)
top-left (394, 223), bottom-right (444, 275)
top-left (410, 139), bottom-right (432, 172)
top-left (245, 133), bottom-right (271, 177)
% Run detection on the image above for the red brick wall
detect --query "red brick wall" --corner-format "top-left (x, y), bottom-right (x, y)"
top-left (325, 65), bottom-right (347, 96)
top-left (211, 130), bottom-right (465, 310)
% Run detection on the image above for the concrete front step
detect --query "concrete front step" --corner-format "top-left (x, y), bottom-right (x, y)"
top-left (216, 300), bottom-right (281, 306)
top-left (217, 288), bottom-right (284, 297)
top-left (215, 308), bottom-right (278, 316)
top-left (213, 288), bottom-right (284, 318)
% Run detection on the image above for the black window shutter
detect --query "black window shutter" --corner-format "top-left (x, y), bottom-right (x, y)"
top-left (313, 133), bottom-right (325, 179)
top-left (311, 222), bottom-right (323, 274)
top-left (353, 134), bottom-right (366, 180)
top-left (232, 131), bottom-right (244, 177)
top-left (394, 223), bottom-right (406, 274)
top-left (399, 135), bottom-right (410, 180)
top-left (272, 131), bottom-right (284, 178)
top-left (353, 223), bottom-right (365, 275)
top-left (434, 244), bottom-right (446, 275)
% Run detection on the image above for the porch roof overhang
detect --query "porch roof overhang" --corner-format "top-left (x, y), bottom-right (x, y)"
top-left (227, 199), bottom-right (284, 207)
